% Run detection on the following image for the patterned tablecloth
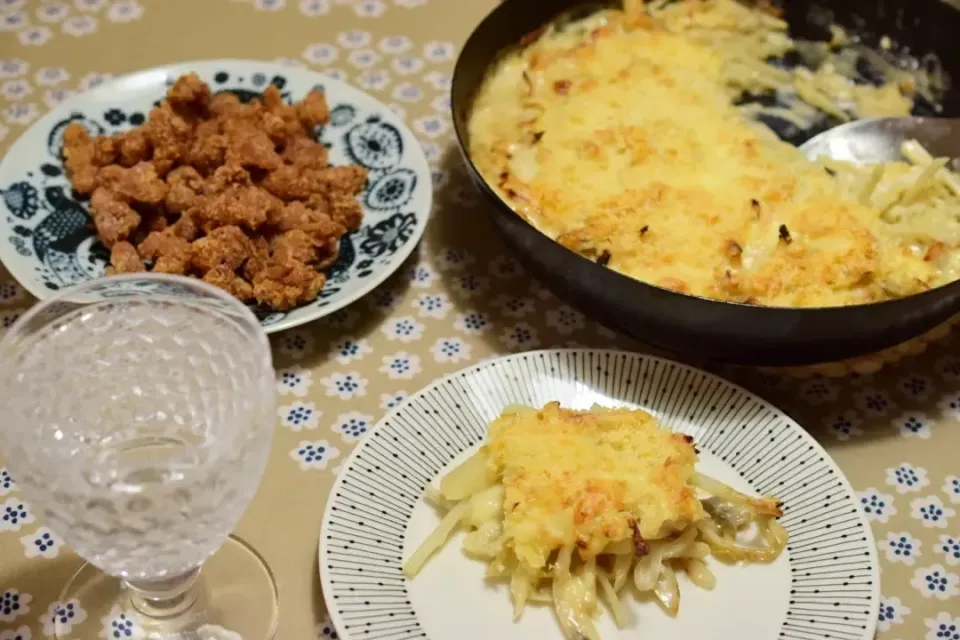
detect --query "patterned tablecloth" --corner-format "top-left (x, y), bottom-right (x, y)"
top-left (0, 1), bottom-right (958, 638)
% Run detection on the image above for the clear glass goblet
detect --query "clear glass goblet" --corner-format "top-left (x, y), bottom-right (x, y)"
top-left (0, 274), bottom-right (278, 639)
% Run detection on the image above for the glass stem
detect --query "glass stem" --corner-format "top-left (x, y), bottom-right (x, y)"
top-left (125, 568), bottom-right (201, 620)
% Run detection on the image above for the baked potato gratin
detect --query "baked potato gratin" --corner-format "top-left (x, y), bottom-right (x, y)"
top-left (402, 403), bottom-right (787, 640)
top-left (467, 0), bottom-right (960, 307)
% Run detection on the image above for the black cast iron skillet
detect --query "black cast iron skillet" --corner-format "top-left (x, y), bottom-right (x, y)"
top-left (451, 0), bottom-right (960, 367)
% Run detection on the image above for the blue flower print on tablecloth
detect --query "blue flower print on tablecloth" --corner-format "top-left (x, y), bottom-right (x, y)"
top-left (937, 390), bottom-right (960, 420)
top-left (368, 285), bottom-right (403, 313)
top-left (98, 604), bottom-right (145, 640)
top-left (19, 526), bottom-right (63, 559)
top-left (938, 535), bottom-right (960, 567)
top-left (378, 34), bottom-right (413, 54)
top-left (501, 322), bottom-right (541, 351)
top-left (0, 467), bottom-right (15, 496)
top-left (430, 94), bottom-right (451, 114)
top-left (412, 115), bottom-right (448, 139)
top-left (454, 311), bottom-right (491, 335)
top-left (488, 254), bottom-right (523, 279)
top-left (331, 337), bottom-right (373, 365)
top-left (356, 69), bottom-right (389, 91)
top-left (858, 489), bottom-right (897, 523)
top-left (0, 625), bottom-right (31, 640)
top-left (297, 0), bottom-right (332, 17)
top-left (431, 337), bottom-right (472, 364)
top-left (453, 274), bottom-right (490, 299)
top-left (301, 43), bottom-right (338, 66)
top-left (277, 402), bottom-right (321, 432)
top-left (911, 564), bottom-right (959, 600)
top-left (379, 390), bottom-right (408, 410)
top-left (823, 410), bottom-right (863, 441)
top-left (0, 282), bottom-right (25, 305)
top-left (323, 308), bottom-right (361, 331)
top-left (892, 411), bottom-right (934, 440)
top-left (320, 372), bottom-right (368, 400)
top-left (887, 463), bottom-right (930, 494)
top-left (415, 293), bottom-right (450, 319)
top-left (885, 531), bottom-right (922, 565)
top-left (434, 247), bottom-right (475, 272)
top-left (423, 40), bottom-right (456, 62)
top-left (2, 312), bottom-right (21, 329)
top-left (422, 70), bottom-right (451, 91)
top-left (391, 55), bottom-right (424, 76)
top-left (276, 367), bottom-right (313, 398)
top-left (41, 600), bottom-right (86, 637)
top-left (877, 595), bottom-right (911, 632)
top-left (495, 295), bottom-right (535, 319)
top-left (0, 498), bottom-right (34, 532)
top-left (935, 354), bottom-right (960, 380)
top-left (854, 387), bottom-right (896, 416)
top-left (409, 263), bottom-right (437, 289)
top-left (392, 82), bottom-right (423, 103)
top-left (106, 1), bottom-right (145, 23)
top-left (912, 495), bottom-right (956, 529)
top-left (332, 412), bottom-right (374, 442)
top-left (528, 279), bottom-right (556, 301)
top-left (545, 305), bottom-right (587, 336)
top-left (898, 373), bottom-right (934, 401)
top-left (276, 331), bottom-right (316, 361)
top-left (347, 49), bottom-right (380, 69)
top-left (378, 351), bottom-right (422, 380)
top-left (944, 475), bottom-right (960, 505)
top-left (337, 28), bottom-right (371, 48)
top-left (290, 440), bottom-right (341, 471)
top-left (800, 378), bottom-right (838, 405)
top-left (381, 316), bottom-right (424, 343)
top-left (0, 589), bottom-right (31, 622)
top-left (925, 612), bottom-right (960, 640)
top-left (316, 614), bottom-right (340, 639)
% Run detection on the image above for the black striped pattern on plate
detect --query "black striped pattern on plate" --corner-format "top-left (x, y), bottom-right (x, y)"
top-left (319, 349), bottom-right (880, 640)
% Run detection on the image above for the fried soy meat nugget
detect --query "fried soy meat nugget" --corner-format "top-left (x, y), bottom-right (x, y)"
top-left (166, 73), bottom-right (212, 119)
top-left (202, 164), bottom-right (252, 196)
top-left (186, 130), bottom-right (227, 176)
top-left (97, 162), bottom-right (168, 204)
top-left (108, 241), bottom-right (145, 274)
top-left (270, 201), bottom-right (345, 240)
top-left (252, 257), bottom-right (326, 311)
top-left (62, 123), bottom-right (100, 194)
top-left (260, 85), bottom-right (306, 144)
top-left (198, 185), bottom-right (279, 232)
top-left (308, 191), bottom-right (363, 232)
top-left (243, 236), bottom-right (271, 283)
top-left (138, 230), bottom-right (191, 275)
top-left (296, 90), bottom-right (330, 130)
top-left (144, 103), bottom-right (192, 175)
top-left (282, 136), bottom-right (328, 170)
top-left (272, 229), bottom-right (320, 264)
top-left (190, 225), bottom-right (251, 274)
top-left (203, 264), bottom-right (253, 301)
top-left (114, 130), bottom-right (151, 167)
top-left (90, 188), bottom-right (141, 248)
top-left (209, 92), bottom-right (244, 118)
top-left (223, 119), bottom-right (282, 171)
top-left (165, 165), bottom-right (205, 213)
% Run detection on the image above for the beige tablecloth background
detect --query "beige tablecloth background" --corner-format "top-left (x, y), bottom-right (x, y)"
top-left (0, 1), bottom-right (957, 638)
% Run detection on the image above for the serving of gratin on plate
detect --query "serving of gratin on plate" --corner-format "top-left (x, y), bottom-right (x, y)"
top-left (403, 402), bottom-right (787, 640)
top-left (467, 0), bottom-right (960, 307)
top-left (319, 350), bottom-right (880, 640)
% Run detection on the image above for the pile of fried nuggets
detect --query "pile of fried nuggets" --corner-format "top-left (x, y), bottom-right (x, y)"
top-left (62, 73), bottom-right (367, 311)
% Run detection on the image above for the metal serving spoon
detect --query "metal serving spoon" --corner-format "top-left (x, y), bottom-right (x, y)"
top-left (799, 116), bottom-right (960, 167)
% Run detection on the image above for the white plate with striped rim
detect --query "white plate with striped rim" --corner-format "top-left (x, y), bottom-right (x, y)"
top-left (319, 349), bottom-right (880, 640)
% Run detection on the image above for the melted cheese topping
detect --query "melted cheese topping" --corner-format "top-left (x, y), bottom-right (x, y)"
top-left (468, 0), bottom-right (956, 307)
top-left (487, 402), bottom-right (703, 570)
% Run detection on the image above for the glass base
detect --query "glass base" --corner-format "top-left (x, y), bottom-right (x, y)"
top-left (55, 534), bottom-right (279, 640)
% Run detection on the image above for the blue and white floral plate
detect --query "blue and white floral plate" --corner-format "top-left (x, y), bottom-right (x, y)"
top-left (319, 349), bottom-right (881, 640)
top-left (0, 60), bottom-right (432, 333)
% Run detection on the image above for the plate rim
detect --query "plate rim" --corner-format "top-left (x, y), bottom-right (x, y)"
top-left (0, 58), bottom-right (433, 334)
top-left (317, 347), bottom-right (882, 640)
